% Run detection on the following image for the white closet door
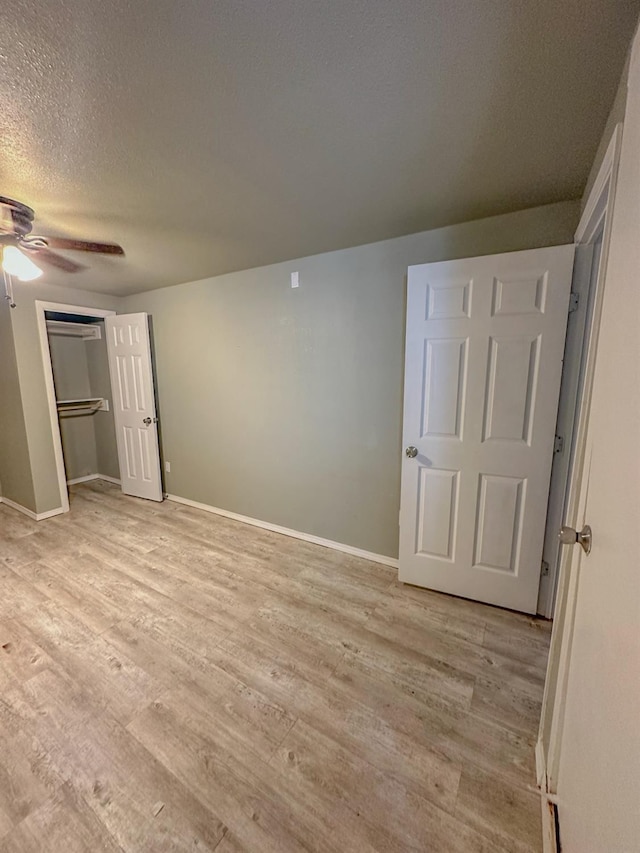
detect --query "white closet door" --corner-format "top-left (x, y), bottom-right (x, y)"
top-left (106, 313), bottom-right (163, 501)
top-left (399, 245), bottom-right (575, 613)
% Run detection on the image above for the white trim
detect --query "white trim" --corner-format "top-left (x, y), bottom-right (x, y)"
top-left (0, 496), bottom-right (65, 521)
top-left (35, 301), bottom-right (117, 515)
top-left (165, 493), bottom-right (399, 569)
top-left (538, 122), bottom-right (624, 805)
top-left (537, 125), bottom-right (624, 621)
top-left (96, 474), bottom-right (121, 486)
top-left (575, 124), bottom-right (622, 243)
top-left (34, 301), bottom-right (116, 318)
top-left (36, 506), bottom-right (66, 521)
top-left (536, 737), bottom-right (547, 791)
top-left (0, 496), bottom-right (38, 519)
top-left (66, 474), bottom-right (101, 485)
top-left (0, 475), bottom-right (122, 520)
top-left (67, 473), bottom-right (122, 486)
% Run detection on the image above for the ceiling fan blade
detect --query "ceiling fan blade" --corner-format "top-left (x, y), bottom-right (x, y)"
top-left (40, 237), bottom-right (125, 255)
top-left (35, 247), bottom-right (86, 273)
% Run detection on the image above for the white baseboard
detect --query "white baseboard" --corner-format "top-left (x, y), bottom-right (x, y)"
top-left (1, 474), bottom-right (122, 522)
top-left (67, 474), bottom-right (100, 485)
top-left (536, 737), bottom-right (559, 853)
top-left (36, 506), bottom-right (66, 521)
top-left (165, 493), bottom-right (399, 570)
top-left (0, 496), bottom-right (65, 521)
top-left (96, 474), bottom-right (121, 485)
top-left (67, 473), bottom-right (122, 486)
top-left (0, 496), bottom-right (38, 519)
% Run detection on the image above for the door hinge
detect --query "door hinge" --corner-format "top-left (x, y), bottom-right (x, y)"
top-left (568, 292), bottom-right (580, 313)
top-left (554, 434), bottom-right (564, 454)
top-left (541, 560), bottom-right (550, 577)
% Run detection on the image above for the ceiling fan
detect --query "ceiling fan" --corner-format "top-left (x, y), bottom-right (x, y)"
top-left (0, 195), bottom-right (125, 281)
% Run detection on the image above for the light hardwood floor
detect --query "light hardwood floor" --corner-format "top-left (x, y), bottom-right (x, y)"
top-left (0, 480), bottom-right (551, 852)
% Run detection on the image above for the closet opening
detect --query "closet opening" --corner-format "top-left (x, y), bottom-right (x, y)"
top-left (43, 307), bottom-right (121, 511)
top-left (36, 301), bottom-right (164, 514)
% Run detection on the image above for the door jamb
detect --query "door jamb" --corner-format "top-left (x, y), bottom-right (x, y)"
top-left (537, 123), bottom-right (623, 810)
top-left (35, 300), bottom-right (117, 514)
top-left (537, 125), bottom-right (624, 618)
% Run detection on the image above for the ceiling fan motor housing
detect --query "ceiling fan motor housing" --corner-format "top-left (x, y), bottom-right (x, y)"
top-left (0, 196), bottom-right (35, 238)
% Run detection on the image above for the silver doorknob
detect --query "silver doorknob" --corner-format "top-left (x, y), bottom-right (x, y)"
top-left (143, 417), bottom-right (152, 425)
top-left (405, 446), bottom-right (418, 458)
top-left (558, 524), bottom-right (592, 555)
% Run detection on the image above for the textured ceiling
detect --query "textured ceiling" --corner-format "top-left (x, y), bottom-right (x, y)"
top-left (1, 0), bottom-right (638, 296)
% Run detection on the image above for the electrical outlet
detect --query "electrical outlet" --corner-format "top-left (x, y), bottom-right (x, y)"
top-left (165, 461), bottom-right (171, 473)
top-left (290, 271), bottom-right (299, 288)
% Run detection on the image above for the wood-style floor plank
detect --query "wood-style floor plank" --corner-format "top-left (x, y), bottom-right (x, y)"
top-left (0, 481), bottom-right (551, 851)
top-left (0, 783), bottom-right (124, 853)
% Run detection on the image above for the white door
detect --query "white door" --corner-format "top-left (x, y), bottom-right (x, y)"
top-left (105, 313), bottom-right (163, 502)
top-left (553, 40), bottom-right (640, 852)
top-left (399, 245), bottom-right (575, 613)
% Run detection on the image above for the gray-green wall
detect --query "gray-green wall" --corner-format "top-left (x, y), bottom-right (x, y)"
top-left (0, 300), bottom-right (36, 510)
top-left (125, 200), bottom-right (580, 557)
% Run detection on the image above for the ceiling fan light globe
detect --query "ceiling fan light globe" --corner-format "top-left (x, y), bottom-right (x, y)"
top-left (2, 246), bottom-right (43, 281)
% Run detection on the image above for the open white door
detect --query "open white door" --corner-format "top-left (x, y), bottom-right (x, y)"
top-left (106, 313), bottom-right (163, 502)
top-left (399, 245), bottom-right (575, 613)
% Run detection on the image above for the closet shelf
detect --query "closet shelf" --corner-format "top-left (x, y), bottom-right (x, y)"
top-left (56, 397), bottom-right (109, 415)
top-left (46, 320), bottom-right (102, 340)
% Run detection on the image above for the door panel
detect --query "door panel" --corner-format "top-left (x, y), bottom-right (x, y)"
top-left (483, 334), bottom-right (540, 443)
top-left (421, 337), bottom-right (467, 438)
top-left (106, 313), bottom-right (163, 502)
top-left (473, 473), bottom-right (525, 573)
top-left (416, 467), bottom-right (459, 559)
top-left (399, 245), bottom-right (575, 613)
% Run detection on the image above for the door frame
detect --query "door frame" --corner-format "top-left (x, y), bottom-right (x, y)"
top-left (35, 300), bottom-right (117, 514)
top-left (537, 125), bottom-right (624, 618)
top-left (536, 123), bottom-right (623, 842)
